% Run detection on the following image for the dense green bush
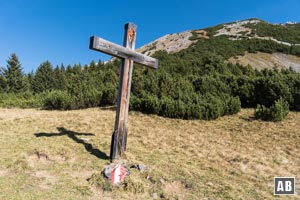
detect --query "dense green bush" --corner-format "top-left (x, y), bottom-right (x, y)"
top-left (139, 93), bottom-right (160, 114)
top-left (225, 96), bottom-right (241, 115)
top-left (192, 75), bottom-right (231, 95)
top-left (0, 92), bottom-right (45, 108)
top-left (254, 75), bottom-right (292, 107)
top-left (255, 98), bottom-right (289, 121)
top-left (83, 87), bottom-right (102, 108)
top-left (285, 74), bottom-right (300, 110)
top-left (100, 85), bottom-right (117, 106)
top-left (232, 76), bottom-right (256, 107)
top-left (158, 96), bottom-right (174, 117)
top-left (43, 90), bottom-right (73, 110)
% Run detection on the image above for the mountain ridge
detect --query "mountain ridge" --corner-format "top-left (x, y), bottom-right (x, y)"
top-left (138, 18), bottom-right (300, 71)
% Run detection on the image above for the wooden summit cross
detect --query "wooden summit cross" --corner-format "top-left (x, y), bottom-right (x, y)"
top-left (89, 23), bottom-right (158, 162)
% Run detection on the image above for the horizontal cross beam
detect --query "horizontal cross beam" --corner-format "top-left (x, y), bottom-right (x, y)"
top-left (90, 36), bottom-right (158, 69)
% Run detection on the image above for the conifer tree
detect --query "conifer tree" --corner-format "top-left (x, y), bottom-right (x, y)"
top-left (32, 61), bottom-right (54, 93)
top-left (4, 53), bottom-right (26, 93)
top-left (0, 70), bottom-right (7, 93)
top-left (26, 71), bottom-right (34, 92)
top-left (52, 65), bottom-right (66, 90)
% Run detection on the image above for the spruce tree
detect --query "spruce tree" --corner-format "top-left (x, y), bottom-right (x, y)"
top-left (0, 70), bottom-right (7, 93)
top-left (26, 71), bottom-right (34, 92)
top-left (53, 65), bottom-right (66, 90)
top-left (4, 53), bottom-right (26, 93)
top-left (32, 61), bottom-right (54, 93)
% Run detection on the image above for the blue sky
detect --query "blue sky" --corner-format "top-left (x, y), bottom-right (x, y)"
top-left (1, 0), bottom-right (300, 73)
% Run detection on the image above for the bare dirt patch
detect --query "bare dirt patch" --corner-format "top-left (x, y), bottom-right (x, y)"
top-left (32, 170), bottom-right (58, 190)
top-left (163, 180), bottom-right (186, 200)
top-left (0, 169), bottom-right (10, 177)
top-left (195, 30), bottom-right (209, 39)
top-left (27, 150), bottom-right (51, 167)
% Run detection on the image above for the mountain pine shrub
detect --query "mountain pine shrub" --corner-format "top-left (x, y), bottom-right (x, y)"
top-left (0, 92), bottom-right (44, 108)
top-left (255, 98), bottom-right (289, 121)
top-left (43, 90), bottom-right (73, 110)
top-left (225, 96), bottom-right (241, 115)
top-left (139, 93), bottom-right (160, 115)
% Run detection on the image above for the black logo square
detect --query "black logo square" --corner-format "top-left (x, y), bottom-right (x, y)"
top-left (274, 177), bottom-right (295, 195)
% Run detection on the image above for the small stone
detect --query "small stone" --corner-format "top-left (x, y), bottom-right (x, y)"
top-left (130, 164), bottom-right (147, 172)
top-left (152, 193), bottom-right (158, 199)
top-left (102, 163), bottom-right (115, 179)
top-left (137, 164), bottom-right (146, 172)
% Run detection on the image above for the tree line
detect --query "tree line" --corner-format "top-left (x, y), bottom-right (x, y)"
top-left (1, 49), bottom-right (298, 121)
top-left (0, 53), bottom-right (119, 109)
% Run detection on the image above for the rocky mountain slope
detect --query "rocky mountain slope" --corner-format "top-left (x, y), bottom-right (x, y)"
top-left (138, 30), bottom-right (208, 56)
top-left (138, 19), bottom-right (300, 71)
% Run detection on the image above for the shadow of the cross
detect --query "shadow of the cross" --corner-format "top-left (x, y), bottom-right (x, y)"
top-left (34, 127), bottom-right (109, 160)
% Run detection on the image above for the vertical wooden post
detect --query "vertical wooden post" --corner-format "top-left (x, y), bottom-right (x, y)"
top-left (110, 23), bottom-right (137, 161)
top-left (90, 23), bottom-right (158, 162)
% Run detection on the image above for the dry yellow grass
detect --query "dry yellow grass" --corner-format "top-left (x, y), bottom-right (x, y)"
top-left (0, 108), bottom-right (300, 199)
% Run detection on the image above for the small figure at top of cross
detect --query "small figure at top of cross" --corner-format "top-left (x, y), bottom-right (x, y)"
top-left (89, 22), bottom-right (158, 162)
top-left (128, 27), bottom-right (135, 42)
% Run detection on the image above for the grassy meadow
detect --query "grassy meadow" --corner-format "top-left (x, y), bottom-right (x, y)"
top-left (0, 108), bottom-right (300, 199)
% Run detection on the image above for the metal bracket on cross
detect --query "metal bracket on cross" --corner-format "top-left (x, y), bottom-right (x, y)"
top-left (89, 23), bottom-right (158, 162)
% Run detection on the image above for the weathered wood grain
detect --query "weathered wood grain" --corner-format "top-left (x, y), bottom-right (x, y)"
top-left (90, 36), bottom-right (158, 69)
top-left (89, 22), bottom-right (158, 162)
